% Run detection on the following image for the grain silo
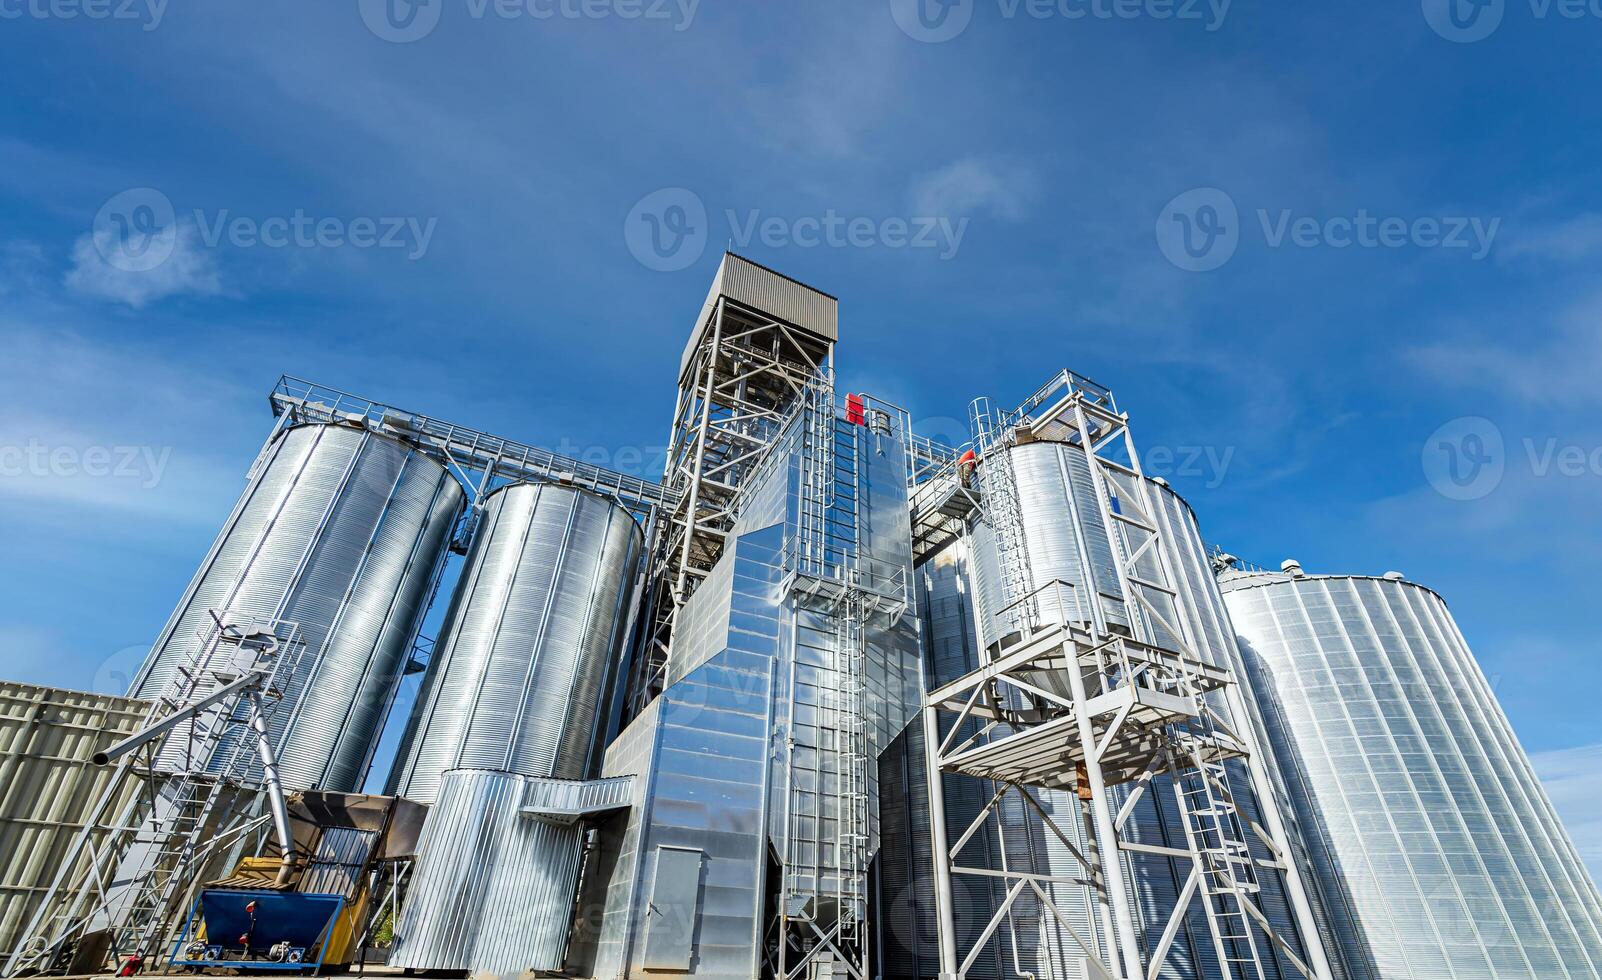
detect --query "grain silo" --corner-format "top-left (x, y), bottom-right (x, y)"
top-left (387, 481), bottom-right (643, 803)
top-left (1221, 563), bottom-right (1602, 980)
top-left (961, 435), bottom-right (1322, 978)
top-left (385, 482), bottom-right (642, 974)
top-left (129, 421), bottom-right (464, 792)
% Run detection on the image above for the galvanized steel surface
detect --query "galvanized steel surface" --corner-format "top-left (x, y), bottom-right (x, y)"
top-left (959, 448), bottom-right (1318, 979)
top-left (1223, 571), bottom-right (1602, 980)
top-left (390, 769), bottom-right (585, 974)
top-left (0, 683), bottom-right (150, 959)
top-left (971, 442), bottom-right (1130, 649)
top-left (387, 483), bottom-right (641, 804)
top-left (131, 422), bottom-right (463, 791)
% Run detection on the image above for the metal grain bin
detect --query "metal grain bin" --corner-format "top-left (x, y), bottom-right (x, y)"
top-left (130, 422), bottom-right (463, 792)
top-left (0, 683), bottom-right (149, 959)
top-left (1222, 568), bottom-right (1602, 980)
top-left (962, 443), bottom-right (1322, 980)
top-left (969, 441), bottom-right (1131, 650)
top-left (388, 769), bottom-right (586, 974)
top-left (387, 483), bottom-right (641, 803)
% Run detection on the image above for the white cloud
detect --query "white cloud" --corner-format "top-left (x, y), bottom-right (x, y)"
top-left (65, 221), bottom-right (223, 308)
top-left (1410, 290), bottom-right (1602, 406)
top-left (909, 157), bottom-right (1035, 221)
top-left (1531, 743), bottom-right (1602, 888)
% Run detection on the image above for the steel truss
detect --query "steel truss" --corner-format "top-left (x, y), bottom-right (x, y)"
top-left (4, 614), bottom-right (308, 978)
top-left (633, 296), bottom-right (834, 710)
top-left (922, 374), bottom-right (1334, 980)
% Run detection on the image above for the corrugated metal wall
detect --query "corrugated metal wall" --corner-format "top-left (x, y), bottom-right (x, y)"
top-left (388, 483), bottom-right (641, 803)
top-left (131, 422), bottom-right (463, 792)
top-left (390, 769), bottom-right (586, 974)
top-left (0, 683), bottom-right (150, 958)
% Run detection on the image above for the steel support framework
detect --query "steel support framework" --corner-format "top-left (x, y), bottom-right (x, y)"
top-left (632, 296), bottom-right (834, 709)
top-left (3, 615), bottom-right (308, 977)
top-left (922, 375), bottom-right (1334, 980)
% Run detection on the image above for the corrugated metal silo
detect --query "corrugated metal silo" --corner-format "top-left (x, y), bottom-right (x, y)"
top-left (387, 482), bottom-right (642, 803)
top-left (130, 421), bottom-right (463, 792)
top-left (961, 440), bottom-right (1321, 980)
top-left (1222, 566), bottom-right (1602, 980)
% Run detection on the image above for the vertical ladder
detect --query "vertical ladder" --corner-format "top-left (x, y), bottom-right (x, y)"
top-left (1066, 394), bottom-right (1271, 980)
top-left (1173, 710), bottom-right (1268, 980)
top-left (969, 398), bottom-right (1037, 635)
top-left (833, 593), bottom-right (870, 965)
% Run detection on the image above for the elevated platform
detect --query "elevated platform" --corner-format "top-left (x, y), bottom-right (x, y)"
top-left (926, 623), bottom-right (1244, 790)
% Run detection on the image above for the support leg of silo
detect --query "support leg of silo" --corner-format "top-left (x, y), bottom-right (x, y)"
top-left (922, 704), bottom-right (960, 980)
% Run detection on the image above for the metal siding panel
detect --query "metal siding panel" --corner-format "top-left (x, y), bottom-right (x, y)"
top-left (391, 769), bottom-right (587, 973)
top-left (0, 684), bottom-right (150, 958)
top-left (643, 847), bottom-right (704, 970)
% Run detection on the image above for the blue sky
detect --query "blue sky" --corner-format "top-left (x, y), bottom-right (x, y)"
top-left (2, 0), bottom-right (1599, 875)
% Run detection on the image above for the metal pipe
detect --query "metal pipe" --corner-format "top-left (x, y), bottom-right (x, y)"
top-left (244, 691), bottom-right (297, 888)
top-left (93, 670), bottom-right (266, 766)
